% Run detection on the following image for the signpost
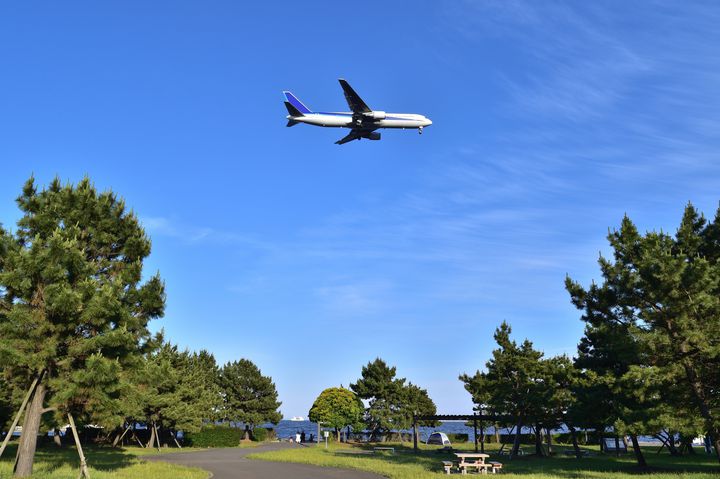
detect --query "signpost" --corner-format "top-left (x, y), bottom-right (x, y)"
top-left (324, 430), bottom-right (329, 449)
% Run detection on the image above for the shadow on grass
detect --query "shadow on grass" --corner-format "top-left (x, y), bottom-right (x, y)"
top-left (345, 443), bottom-right (720, 477)
top-left (0, 443), bottom-right (138, 472)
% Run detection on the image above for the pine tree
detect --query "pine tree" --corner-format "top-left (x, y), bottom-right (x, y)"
top-left (567, 203), bottom-right (720, 462)
top-left (350, 358), bottom-right (406, 441)
top-left (0, 177), bottom-right (165, 477)
top-left (218, 359), bottom-right (282, 439)
top-left (460, 322), bottom-right (545, 458)
top-left (129, 343), bottom-right (220, 448)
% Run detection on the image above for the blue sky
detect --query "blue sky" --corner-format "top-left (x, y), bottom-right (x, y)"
top-left (2, 1), bottom-right (720, 417)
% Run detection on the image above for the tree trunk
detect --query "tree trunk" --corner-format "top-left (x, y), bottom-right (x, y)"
top-left (336, 427), bottom-right (340, 442)
top-left (614, 435), bottom-right (621, 457)
top-left (494, 423), bottom-right (500, 444)
top-left (534, 424), bottom-right (544, 457)
top-left (680, 434), bottom-right (696, 455)
top-left (112, 426), bottom-right (129, 448)
top-left (147, 425), bottom-right (156, 449)
top-left (569, 425), bottom-right (582, 459)
top-left (413, 421), bottom-right (418, 451)
top-left (0, 373), bottom-right (43, 461)
top-left (630, 434), bottom-right (647, 468)
top-left (53, 429), bottom-right (62, 447)
top-left (13, 382), bottom-right (47, 478)
top-left (546, 427), bottom-right (552, 455)
top-left (665, 431), bottom-right (681, 456)
top-left (511, 419), bottom-right (523, 459)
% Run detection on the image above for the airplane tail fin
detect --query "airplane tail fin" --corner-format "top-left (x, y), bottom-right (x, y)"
top-left (284, 101), bottom-right (304, 118)
top-left (283, 91), bottom-right (312, 114)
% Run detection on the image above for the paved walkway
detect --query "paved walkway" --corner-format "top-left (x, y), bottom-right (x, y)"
top-left (147, 443), bottom-right (383, 479)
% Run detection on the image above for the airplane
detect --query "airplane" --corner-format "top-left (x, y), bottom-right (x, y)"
top-left (283, 79), bottom-right (432, 145)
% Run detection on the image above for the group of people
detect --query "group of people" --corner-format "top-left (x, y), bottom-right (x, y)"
top-left (293, 430), bottom-right (313, 444)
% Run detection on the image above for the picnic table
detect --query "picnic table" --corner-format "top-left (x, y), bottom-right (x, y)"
top-left (454, 453), bottom-right (491, 474)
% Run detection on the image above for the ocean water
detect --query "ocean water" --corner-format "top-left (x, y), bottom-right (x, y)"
top-left (268, 420), bottom-right (663, 444)
top-left (270, 420), bottom-right (529, 442)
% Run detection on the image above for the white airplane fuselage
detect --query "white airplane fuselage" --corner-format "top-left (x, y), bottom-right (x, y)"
top-left (290, 112), bottom-right (432, 130)
top-left (283, 79), bottom-right (432, 144)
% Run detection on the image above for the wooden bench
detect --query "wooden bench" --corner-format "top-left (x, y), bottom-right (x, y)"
top-left (458, 461), bottom-right (491, 475)
top-left (373, 446), bottom-right (395, 454)
top-left (488, 461), bottom-right (503, 473)
top-left (442, 460), bottom-right (454, 474)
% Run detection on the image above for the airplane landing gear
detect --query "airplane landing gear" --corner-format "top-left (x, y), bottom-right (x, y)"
top-left (418, 126), bottom-right (423, 135)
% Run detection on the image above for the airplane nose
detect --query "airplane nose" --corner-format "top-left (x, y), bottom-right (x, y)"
top-left (424, 118), bottom-right (433, 126)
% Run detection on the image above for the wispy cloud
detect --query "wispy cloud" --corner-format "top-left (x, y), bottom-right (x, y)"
top-left (142, 215), bottom-right (275, 250)
top-left (442, 1), bottom-right (651, 122)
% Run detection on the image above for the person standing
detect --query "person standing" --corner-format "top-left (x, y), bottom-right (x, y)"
top-left (295, 431), bottom-right (301, 444)
top-left (300, 431), bottom-right (306, 443)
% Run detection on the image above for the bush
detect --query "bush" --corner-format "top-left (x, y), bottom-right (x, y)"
top-left (185, 425), bottom-right (242, 447)
top-left (252, 427), bottom-right (269, 442)
top-left (448, 433), bottom-right (469, 443)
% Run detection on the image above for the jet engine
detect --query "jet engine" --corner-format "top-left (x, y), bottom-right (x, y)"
top-left (365, 132), bottom-right (381, 141)
top-left (364, 111), bottom-right (386, 120)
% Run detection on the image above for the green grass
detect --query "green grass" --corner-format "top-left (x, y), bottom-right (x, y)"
top-left (249, 442), bottom-right (720, 479)
top-left (0, 444), bottom-right (208, 479)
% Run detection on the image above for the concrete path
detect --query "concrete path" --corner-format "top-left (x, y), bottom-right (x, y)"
top-left (147, 443), bottom-right (383, 479)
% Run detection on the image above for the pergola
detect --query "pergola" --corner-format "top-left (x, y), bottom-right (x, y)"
top-left (412, 413), bottom-right (514, 452)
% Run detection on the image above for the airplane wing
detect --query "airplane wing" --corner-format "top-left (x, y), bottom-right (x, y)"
top-left (338, 79), bottom-right (371, 114)
top-left (335, 130), bottom-right (363, 145)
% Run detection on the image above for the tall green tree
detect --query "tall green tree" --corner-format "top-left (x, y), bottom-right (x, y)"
top-left (567, 280), bottom-right (654, 467)
top-left (0, 376), bottom-right (13, 431)
top-left (566, 204), bottom-right (720, 462)
top-left (219, 359), bottom-right (282, 439)
top-left (308, 387), bottom-right (364, 441)
top-left (460, 322), bottom-right (545, 458)
top-left (350, 358), bottom-right (406, 441)
top-left (0, 177), bottom-right (165, 477)
top-left (129, 343), bottom-right (220, 448)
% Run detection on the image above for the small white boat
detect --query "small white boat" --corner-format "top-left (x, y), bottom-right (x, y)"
top-left (289, 416), bottom-right (304, 421)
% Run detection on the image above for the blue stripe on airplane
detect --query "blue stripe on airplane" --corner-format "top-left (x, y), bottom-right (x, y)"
top-left (315, 112), bottom-right (418, 121)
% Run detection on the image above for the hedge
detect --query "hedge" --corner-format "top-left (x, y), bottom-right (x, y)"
top-left (252, 427), bottom-right (269, 442)
top-left (448, 433), bottom-right (469, 443)
top-left (185, 425), bottom-right (243, 447)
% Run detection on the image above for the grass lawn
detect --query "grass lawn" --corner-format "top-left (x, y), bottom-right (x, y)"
top-left (0, 444), bottom-right (208, 479)
top-left (249, 442), bottom-right (720, 479)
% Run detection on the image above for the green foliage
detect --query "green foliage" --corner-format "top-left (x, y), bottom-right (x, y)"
top-left (351, 358), bottom-right (438, 437)
top-left (447, 433), bottom-right (469, 443)
top-left (184, 425), bottom-right (243, 447)
top-left (128, 343), bottom-right (221, 434)
top-left (566, 203), bottom-right (720, 459)
top-left (308, 387), bottom-right (364, 437)
top-left (0, 375), bottom-right (13, 429)
top-left (219, 359), bottom-right (282, 427)
top-left (251, 427), bottom-right (269, 442)
top-left (460, 322), bottom-right (545, 424)
top-left (0, 177), bottom-right (166, 473)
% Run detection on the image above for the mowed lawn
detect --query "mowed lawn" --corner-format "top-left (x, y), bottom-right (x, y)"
top-left (249, 442), bottom-right (720, 479)
top-left (0, 444), bottom-right (208, 479)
